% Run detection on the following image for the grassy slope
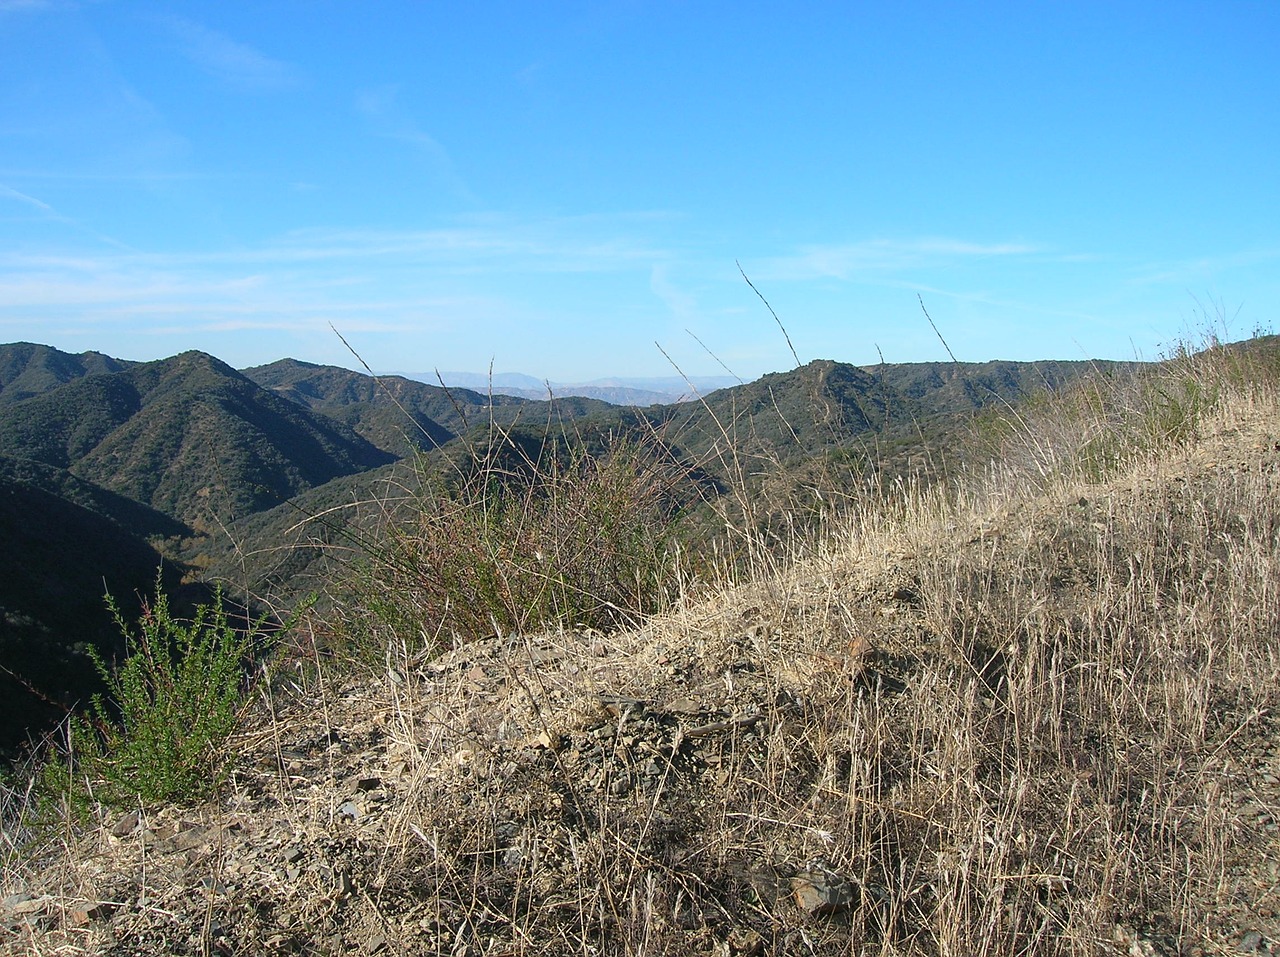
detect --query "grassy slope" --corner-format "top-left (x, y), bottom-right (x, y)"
top-left (652, 358), bottom-right (1115, 489)
top-left (0, 342), bottom-right (1131, 767)
top-left (216, 357), bottom-right (1112, 612)
top-left (4, 339), bottom-right (1279, 954)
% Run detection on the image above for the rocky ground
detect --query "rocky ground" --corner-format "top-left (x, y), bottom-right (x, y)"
top-left (4, 403), bottom-right (1280, 956)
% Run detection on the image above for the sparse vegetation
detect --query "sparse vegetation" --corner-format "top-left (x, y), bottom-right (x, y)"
top-left (967, 333), bottom-right (1279, 491)
top-left (333, 431), bottom-right (693, 655)
top-left (2, 334), bottom-right (1280, 955)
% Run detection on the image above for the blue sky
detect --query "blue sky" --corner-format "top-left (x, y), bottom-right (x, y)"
top-left (1, 1), bottom-right (1277, 381)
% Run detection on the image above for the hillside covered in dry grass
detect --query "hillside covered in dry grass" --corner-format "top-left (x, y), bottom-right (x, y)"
top-left (3, 339), bottom-right (1279, 956)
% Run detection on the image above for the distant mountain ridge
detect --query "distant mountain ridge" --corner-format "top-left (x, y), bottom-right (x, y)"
top-left (244, 359), bottom-right (514, 455)
top-left (424, 371), bottom-right (742, 406)
top-left (0, 349), bottom-right (395, 527)
top-left (0, 339), bottom-right (1150, 754)
top-left (0, 341), bottom-right (133, 405)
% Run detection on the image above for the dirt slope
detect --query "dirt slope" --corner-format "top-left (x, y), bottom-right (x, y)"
top-left (4, 395), bottom-right (1279, 956)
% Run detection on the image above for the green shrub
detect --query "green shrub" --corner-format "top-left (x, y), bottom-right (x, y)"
top-left (77, 584), bottom-right (255, 806)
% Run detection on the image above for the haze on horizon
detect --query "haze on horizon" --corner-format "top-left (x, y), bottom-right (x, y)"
top-left (1, 2), bottom-right (1277, 382)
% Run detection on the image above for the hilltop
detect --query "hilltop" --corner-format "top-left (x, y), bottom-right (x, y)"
top-left (0, 340), bottom-right (1274, 951)
top-left (0, 337), bottom-right (1278, 954)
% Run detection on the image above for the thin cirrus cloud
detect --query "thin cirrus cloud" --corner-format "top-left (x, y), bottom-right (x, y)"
top-left (236, 221), bottom-right (669, 272)
top-left (0, 217), bottom-right (675, 331)
top-left (0, 217), bottom-right (672, 279)
top-left (163, 16), bottom-right (302, 92)
top-left (0, 183), bottom-right (55, 214)
top-left (0, 256), bottom-right (480, 340)
top-left (0, 183), bottom-right (139, 251)
top-left (1126, 247), bottom-right (1280, 288)
top-left (649, 263), bottom-right (699, 321)
top-left (355, 87), bottom-right (476, 203)
top-left (904, 281), bottom-right (1104, 325)
top-left (760, 238), bottom-right (1041, 282)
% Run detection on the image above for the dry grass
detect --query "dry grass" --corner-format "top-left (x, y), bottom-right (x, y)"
top-left (4, 340), bottom-right (1280, 955)
top-left (288, 346), bottom-right (1279, 954)
top-left (321, 424), bottom-right (699, 662)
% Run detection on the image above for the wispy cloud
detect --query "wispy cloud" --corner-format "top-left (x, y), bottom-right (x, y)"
top-left (0, 182), bottom-right (137, 250)
top-left (1128, 247), bottom-right (1280, 286)
top-left (0, 215), bottom-right (671, 273)
top-left (0, 183), bottom-right (55, 213)
top-left (150, 219), bottom-right (668, 271)
top-left (356, 86), bottom-right (475, 203)
top-left (0, 216), bottom-right (677, 342)
top-left (759, 237), bottom-right (1040, 281)
top-left (902, 280), bottom-right (1104, 324)
top-left (164, 17), bottom-right (302, 92)
top-left (649, 263), bottom-right (698, 320)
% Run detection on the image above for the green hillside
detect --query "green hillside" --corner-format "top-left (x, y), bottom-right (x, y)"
top-left (0, 454), bottom-right (191, 542)
top-left (0, 341), bottom-right (1182, 756)
top-left (245, 358), bottom-right (620, 456)
top-left (0, 351), bottom-right (395, 529)
top-left (0, 342), bottom-right (132, 406)
top-left (244, 359), bottom-right (466, 454)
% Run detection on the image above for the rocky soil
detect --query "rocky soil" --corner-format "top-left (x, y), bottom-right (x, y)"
top-left (4, 407), bottom-right (1280, 956)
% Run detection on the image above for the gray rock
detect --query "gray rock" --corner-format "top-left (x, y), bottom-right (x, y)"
top-left (337, 800), bottom-right (363, 820)
top-left (609, 774), bottom-right (632, 796)
top-left (3, 893), bottom-right (50, 917)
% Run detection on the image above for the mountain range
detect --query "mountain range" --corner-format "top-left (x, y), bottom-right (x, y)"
top-left (0, 339), bottom-right (1133, 754)
top-left (425, 371), bottom-right (741, 406)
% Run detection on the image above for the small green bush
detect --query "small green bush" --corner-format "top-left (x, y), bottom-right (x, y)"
top-left (78, 585), bottom-right (254, 806)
